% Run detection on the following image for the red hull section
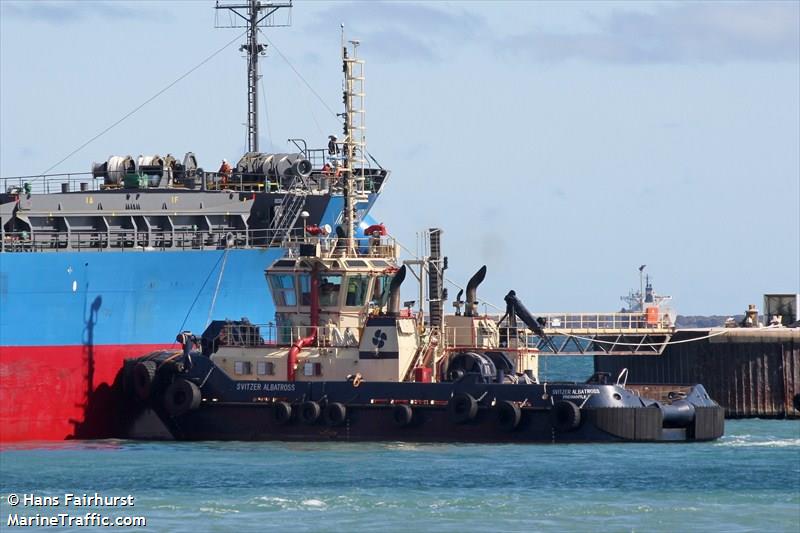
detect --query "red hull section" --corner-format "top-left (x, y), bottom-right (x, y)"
top-left (0, 344), bottom-right (172, 443)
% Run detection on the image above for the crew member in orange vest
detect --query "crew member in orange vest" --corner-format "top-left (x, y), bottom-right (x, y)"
top-left (218, 159), bottom-right (232, 187)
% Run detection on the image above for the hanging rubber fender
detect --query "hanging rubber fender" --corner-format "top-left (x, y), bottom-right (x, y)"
top-left (300, 401), bottom-right (321, 424)
top-left (324, 402), bottom-right (347, 427)
top-left (273, 401), bottom-right (293, 425)
top-left (448, 392), bottom-right (478, 424)
top-left (793, 393), bottom-right (800, 412)
top-left (495, 400), bottom-right (521, 431)
top-left (132, 360), bottom-right (157, 400)
top-left (392, 404), bottom-right (413, 427)
top-left (163, 379), bottom-right (201, 417)
top-left (551, 400), bottom-right (581, 431)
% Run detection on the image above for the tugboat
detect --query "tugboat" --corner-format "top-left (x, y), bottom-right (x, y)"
top-left (121, 39), bottom-right (725, 444)
top-left (123, 225), bottom-right (724, 443)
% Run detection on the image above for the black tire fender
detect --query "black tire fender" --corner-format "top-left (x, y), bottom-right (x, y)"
top-left (392, 404), bottom-right (413, 427)
top-left (449, 392), bottom-right (478, 424)
top-left (495, 400), bottom-right (521, 431)
top-left (163, 379), bottom-right (201, 417)
top-left (300, 401), bottom-right (321, 424)
top-left (133, 360), bottom-right (157, 400)
top-left (324, 402), bottom-right (347, 427)
top-left (551, 400), bottom-right (581, 431)
top-left (273, 401), bottom-right (293, 425)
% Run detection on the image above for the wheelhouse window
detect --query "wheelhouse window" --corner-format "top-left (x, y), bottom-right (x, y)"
top-left (299, 273), bottom-right (311, 306)
top-left (268, 273), bottom-right (297, 306)
top-left (345, 275), bottom-right (371, 306)
top-left (234, 361), bottom-right (252, 375)
top-left (371, 274), bottom-right (391, 307)
top-left (319, 274), bottom-right (342, 307)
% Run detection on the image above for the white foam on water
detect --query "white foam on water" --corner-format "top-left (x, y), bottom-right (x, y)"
top-left (199, 507), bottom-right (240, 514)
top-left (253, 496), bottom-right (290, 503)
top-left (301, 499), bottom-right (327, 508)
top-left (718, 436), bottom-right (800, 448)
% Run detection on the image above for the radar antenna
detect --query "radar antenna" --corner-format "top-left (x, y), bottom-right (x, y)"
top-left (215, 0), bottom-right (293, 153)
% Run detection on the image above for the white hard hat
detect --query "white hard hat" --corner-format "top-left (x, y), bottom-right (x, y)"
top-left (222, 159), bottom-right (228, 163)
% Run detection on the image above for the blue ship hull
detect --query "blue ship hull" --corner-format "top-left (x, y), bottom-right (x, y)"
top-left (0, 248), bottom-right (283, 347)
top-left (0, 193), bottom-right (379, 441)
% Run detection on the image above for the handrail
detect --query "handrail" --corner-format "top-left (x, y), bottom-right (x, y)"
top-left (218, 323), bottom-right (359, 349)
top-left (1, 227), bottom-right (405, 257)
top-left (0, 227), bottom-right (304, 253)
top-left (1, 166), bottom-right (386, 196)
top-left (534, 311), bottom-right (673, 330)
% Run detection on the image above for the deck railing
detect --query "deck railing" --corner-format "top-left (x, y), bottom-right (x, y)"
top-left (536, 311), bottom-right (673, 330)
top-left (216, 323), bottom-right (359, 349)
top-left (0, 227), bottom-right (304, 253)
top-left (2, 167), bottom-right (386, 196)
top-left (212, 316), bottom-right (671, 358)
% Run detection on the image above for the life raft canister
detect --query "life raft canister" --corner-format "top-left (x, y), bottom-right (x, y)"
top-left (363, 223), bottom-right (387, 236)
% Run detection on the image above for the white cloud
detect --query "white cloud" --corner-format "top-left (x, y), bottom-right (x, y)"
top-left (498, 2), bottom-right (799, 64)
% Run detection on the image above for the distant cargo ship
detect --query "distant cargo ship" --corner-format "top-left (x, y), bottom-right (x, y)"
top-left (0, 1), bottom-right (387, 442)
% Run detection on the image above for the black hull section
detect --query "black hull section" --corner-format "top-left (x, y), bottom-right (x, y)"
top-left (146, 402), bottom-right (724, 443)
top-left (123, 355), bottom-right (725, 444)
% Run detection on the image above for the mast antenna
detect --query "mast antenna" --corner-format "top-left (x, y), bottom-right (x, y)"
top-left (340, 29), bottom-right (367, 255)
top-left (215, 0), bottom-right (293, 153)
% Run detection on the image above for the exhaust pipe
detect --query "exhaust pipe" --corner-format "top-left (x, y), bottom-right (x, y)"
top-left (387, 265), bottom-right (407, 316)
top-left (333, 225), bottom-right (347, 255)
top-left (464, 265), bottom-right (487, 317)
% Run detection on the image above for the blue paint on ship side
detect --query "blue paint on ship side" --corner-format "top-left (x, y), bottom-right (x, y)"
top-left (0, 248), bottom-right (283, 347)
top-left (0, 191), bottom-right (384, 348)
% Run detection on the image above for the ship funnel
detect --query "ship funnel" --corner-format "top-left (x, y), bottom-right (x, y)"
top-left (387, 265), bottom-right (407, 316)
top-left (464, 265), bottom-right (487, 317)
top-left (454, 289), bottom-right (464, 316)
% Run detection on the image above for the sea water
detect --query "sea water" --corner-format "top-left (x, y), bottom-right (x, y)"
top-left (1, 356), bottom-right (798, 532)
top-left (2, 422), bottom-right (798, 532)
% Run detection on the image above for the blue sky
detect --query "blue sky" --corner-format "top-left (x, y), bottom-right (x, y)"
top-left (1, 1), bottom-right (798, 315)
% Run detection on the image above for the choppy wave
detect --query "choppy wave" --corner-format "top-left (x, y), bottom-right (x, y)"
top-left (2, 420), bottom-right (799, 532)
top-left (199, 506), bottom-right (240, 514)
top-left (718, 433), bottom-right (800, 448)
